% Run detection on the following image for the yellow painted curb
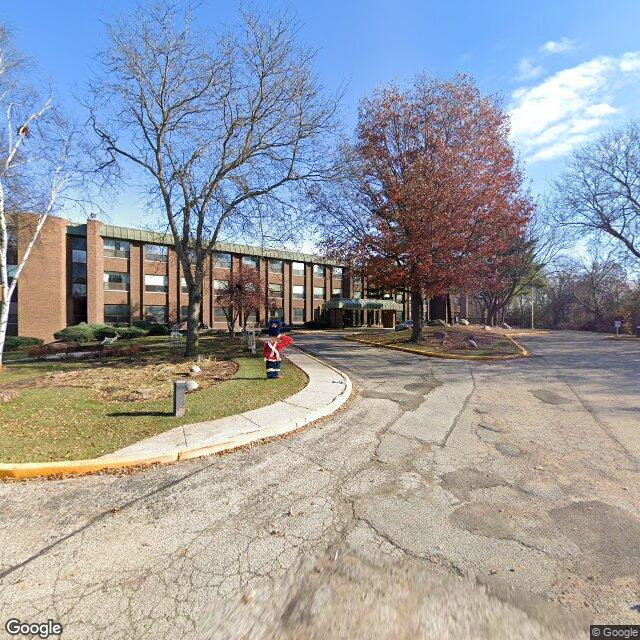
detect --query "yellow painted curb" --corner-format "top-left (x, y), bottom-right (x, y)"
top-left (344, 333), bottom-right (530, 361)
top-left (0, 453), bottom-right (178, 480)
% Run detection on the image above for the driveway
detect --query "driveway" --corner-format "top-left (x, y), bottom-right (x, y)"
top-left (0, 331), bottom-right (638, 639)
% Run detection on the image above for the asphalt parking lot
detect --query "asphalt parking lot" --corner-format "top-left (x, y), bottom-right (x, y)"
top-left (1, 330), bottom-right (638, 639)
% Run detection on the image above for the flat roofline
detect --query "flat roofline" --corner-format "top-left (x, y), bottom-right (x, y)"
top-left (66, 221), bottom-right (345, 267)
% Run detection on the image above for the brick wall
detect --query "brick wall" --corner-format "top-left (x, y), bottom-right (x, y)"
top-left (17, 215), bottom-right (68, 342)
top-left (86, 219), bottom-right (104, 325)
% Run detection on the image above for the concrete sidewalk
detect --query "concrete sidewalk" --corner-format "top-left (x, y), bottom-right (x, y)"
top-left (99, 348), bottom-right (352, 462)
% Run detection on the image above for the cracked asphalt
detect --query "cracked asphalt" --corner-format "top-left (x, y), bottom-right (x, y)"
top-left (1, 330), bottom-right (639, 639)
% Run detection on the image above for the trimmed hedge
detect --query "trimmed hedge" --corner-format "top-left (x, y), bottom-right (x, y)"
top-left (4, 336), bottom-right (44, 351)
top-left (54, 322), bottom-right (149, 342)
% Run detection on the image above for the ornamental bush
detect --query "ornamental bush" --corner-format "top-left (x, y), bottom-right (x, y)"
top-left (54, 323), bottom-right (149, 342)
top-left (132, 320), bottom-right (169, 335)
top-left (111, 325), bottom-right (148, 339)
top-left (4, 336), bottom-right (43, 351)
top-left (53, 323), bottom-right (97, 342)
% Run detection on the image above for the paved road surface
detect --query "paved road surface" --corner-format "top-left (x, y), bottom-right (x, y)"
top-left (1, 331), bottom-right (638, 639)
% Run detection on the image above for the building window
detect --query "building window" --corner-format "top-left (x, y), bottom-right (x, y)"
top-left (354, 291), bottom-right (362, 299)
top-left (245, 311), bottom-right (257, 324)
top-left (268, 259), bottom-right (283, 274)
top-left (104, 238), bottom-right (130, 259)
top-left (71, 236), bottom-right (87, 263)
top-left (70, 236), bottom-right (88, 326)
top-left (181, 277), bottom-right (188, 294)
top-left (144, 305), bottom-right (167, 324)
top-left (314, 286), bottom-right (325, 299)
top-left (7, 297), bottom-right (18, 337)
top-left (213, 252), bottom-right (231, 269)
top-left (146, 244), bottom-right (167, 262)
top-left (313, 265), bottom-right (325, 278)
top-left (332, 287), bottom-right (342, 297)
top-left (104, 304), bottom-right (130, 324)
top-left (145, 274), bottom-right (169, 293)
top-left (268, 283), bottom-right (283, 295)
top-left (71, 262), bottom-right (87, 298)
top-left (333, 266), bottom-right (343, 278)
top-left (292, 261), bottom-right (305, 277)
top-left (214, 279), bottom-right (228, 290)
top-left (292, 285), bottom-right (305, 300)
top-left (180, 305), bottom-right (189, 321)
top-left (269, 307), bottom-right (283, 319)
top-left (293, 308), bottom-right (304, 323)
top-left (242, 256), bottom-right (259, 270)
top-left (395, 292), bottom-right (404, 302)
top-left (104, 271), bottom-right (129, 291)
top-left (213, 307), bottom-right (228, 321)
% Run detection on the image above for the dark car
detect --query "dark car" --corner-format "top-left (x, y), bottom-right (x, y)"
top-left (395, 319), bottom-right (414, 331)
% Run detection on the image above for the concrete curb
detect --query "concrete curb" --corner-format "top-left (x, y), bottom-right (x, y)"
top-left (344, 334), bottom-right (530, 360)
top-left (0, 349), bottom-right (352, 480)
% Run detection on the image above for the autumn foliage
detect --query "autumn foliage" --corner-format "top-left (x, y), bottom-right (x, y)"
top-left (334, 75), bottom-right (532, 340)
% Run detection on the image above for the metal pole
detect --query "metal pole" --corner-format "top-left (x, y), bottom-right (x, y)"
top-left (530, 289), bottom-right (534, 330)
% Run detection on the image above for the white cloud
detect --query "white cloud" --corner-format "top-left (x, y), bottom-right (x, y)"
top-left (540, 37), bottom-right (577, 55)
top-left (509, 52), bottom-right (640, 163)
top-left (515, 58), bottom-right (545, 81)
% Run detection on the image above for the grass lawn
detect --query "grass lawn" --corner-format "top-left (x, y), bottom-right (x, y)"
top-left (346, 326), bottom-right (524, 357)
top-left (0, 334), bottom-right (307, 464)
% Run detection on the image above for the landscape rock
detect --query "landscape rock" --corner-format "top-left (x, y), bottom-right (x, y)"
top-left (434, 331), bottom-right (448, 340)
top-left (190, 364), bottom-right (202, 374)
top-left (429, 319), bottom-right (448, 327)
top-left (459, 318), bottom-right (470, 326)
top-left (0, 389), bottom-right (18, 403)
top-left (483, 325), bottom-right (492, 331)
top-left (467, 339), bottom-right (478, 349)
top-left (185, 380), bottom-right (199, 392)
top-left (501, 322), bottom-right (511, 330)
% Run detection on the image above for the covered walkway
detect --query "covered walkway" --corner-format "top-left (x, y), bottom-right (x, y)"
top-left (325, 298), bottom-right (404, 328)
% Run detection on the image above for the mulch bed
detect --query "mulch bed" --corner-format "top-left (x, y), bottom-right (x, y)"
top-left (355, 326), bottom-right (521, 356)
top-left (4, 356), bottom-right (239, 402)
top-left (413, 329), bottom-right (516, 354)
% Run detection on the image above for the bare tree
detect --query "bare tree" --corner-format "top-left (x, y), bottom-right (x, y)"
top-left (0, 27), bottom-right (83, 367)
top-left (554, 120), bottom-right (640, 263)
top-left (88, 3), bottom-right (340, 356)
top-left (473, 202), bottom-right (566, 325)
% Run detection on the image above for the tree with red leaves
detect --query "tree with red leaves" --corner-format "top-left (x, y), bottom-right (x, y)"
top-left (314, 74), bottom-right (532, 341)
top-left (215, 265), bottom-right (269, 337)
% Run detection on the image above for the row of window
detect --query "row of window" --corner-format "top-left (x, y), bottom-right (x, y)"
top-left (103, 304), bottom-right (300, 325)
top-left (101, 238), bottom-right (344, 278)
top-left (103, 271), bottom-right (343, 298)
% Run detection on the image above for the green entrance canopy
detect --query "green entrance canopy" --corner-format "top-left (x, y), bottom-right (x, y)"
top-left (325, 298), bottom-right (403, 311)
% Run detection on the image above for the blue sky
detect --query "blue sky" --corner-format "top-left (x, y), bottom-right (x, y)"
top-left (3, 0), bottom-right (640, 229)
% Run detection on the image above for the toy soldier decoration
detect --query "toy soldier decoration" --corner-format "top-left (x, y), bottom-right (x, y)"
top-left (263, 319), bottom-right (293, 379)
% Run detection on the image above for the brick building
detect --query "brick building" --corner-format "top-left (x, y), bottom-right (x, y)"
top-left (5, 216), bottom-right (379, 342)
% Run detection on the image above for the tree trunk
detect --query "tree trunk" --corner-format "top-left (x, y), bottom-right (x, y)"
top-left (410, 289), bottom-right (424, 342)
top-left (430, 295), bottom-right (447, 322)
top-left (227, 306), bottom-right (236, 337)
top-left (0, 296), bottom-right (11, 370)
top-left (185, 285), bottom-right (202, 357)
